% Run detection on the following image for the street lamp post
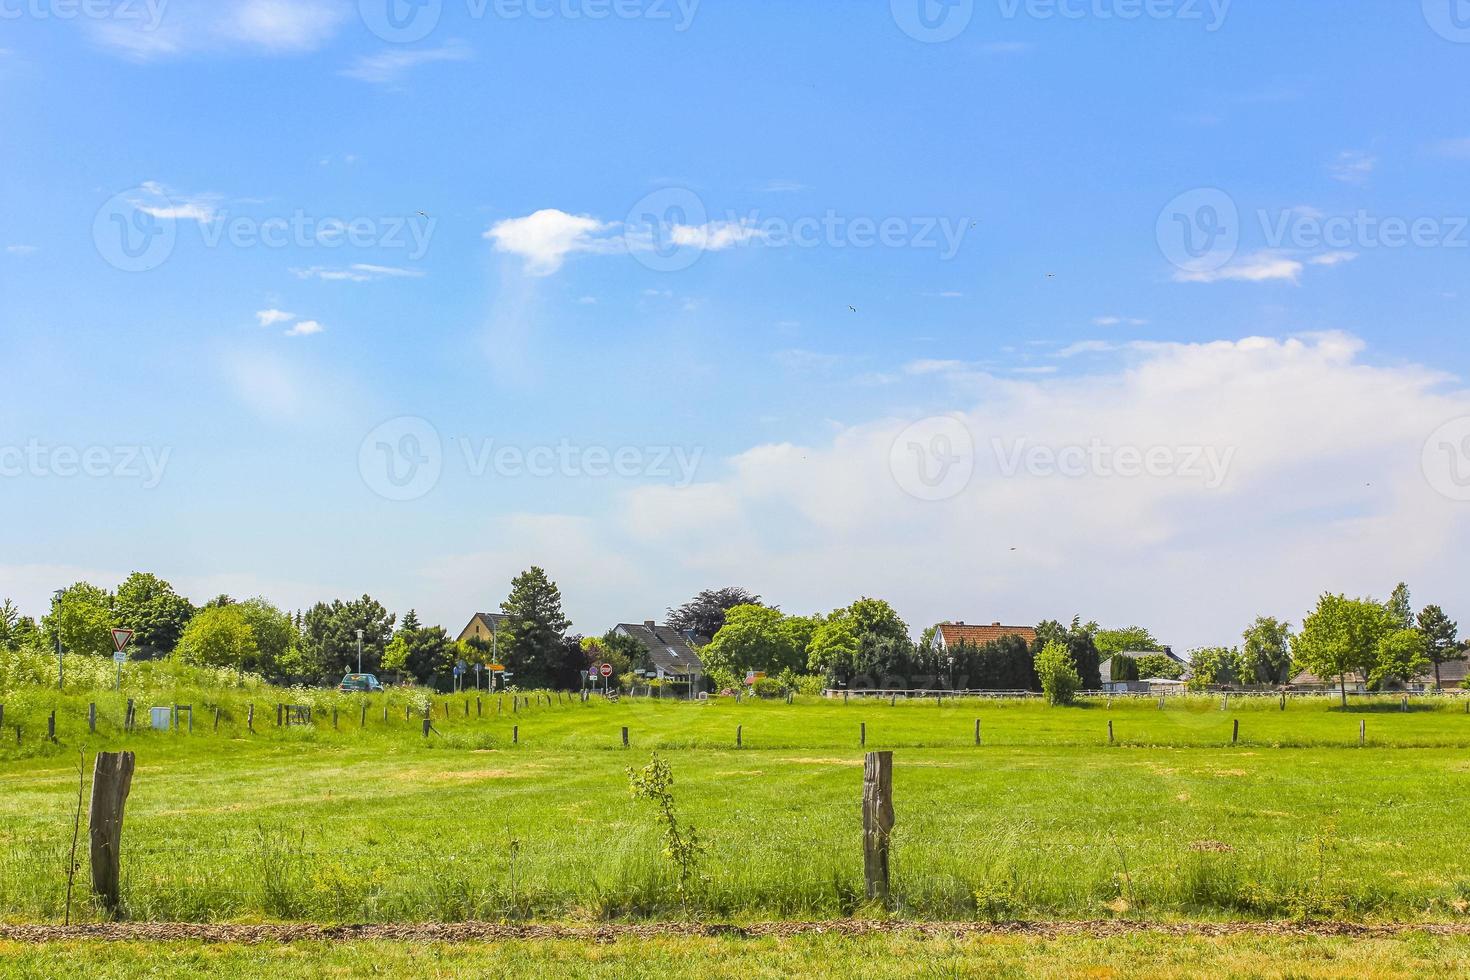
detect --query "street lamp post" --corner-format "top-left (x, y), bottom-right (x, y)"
top-left (53, 589), bottom-right (64, 690)
top-left (356, 629), bottom-right (364, 674)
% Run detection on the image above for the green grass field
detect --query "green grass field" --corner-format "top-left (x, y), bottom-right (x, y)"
top-left (3, 690), bottom-right (1470, 928)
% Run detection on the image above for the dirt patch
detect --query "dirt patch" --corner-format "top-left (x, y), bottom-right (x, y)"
top-left (390, 767), bottom-right (541, 784)
top-left (3, 921), bottom-right (1470, 945)
top-left (779, 758), bottom-right (864, 767)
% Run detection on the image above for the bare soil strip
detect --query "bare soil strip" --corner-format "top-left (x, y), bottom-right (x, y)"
top-left (4, 921), bottom-right (1470, 944)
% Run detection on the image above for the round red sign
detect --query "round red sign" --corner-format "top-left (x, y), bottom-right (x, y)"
top-left (599, 662), bottom-right (614, 677)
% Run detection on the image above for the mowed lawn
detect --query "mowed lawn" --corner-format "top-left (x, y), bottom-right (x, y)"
top-left (2, 695), bottom-right (1470, 924)
top-left (6, 932), bottom-right (1470, 979)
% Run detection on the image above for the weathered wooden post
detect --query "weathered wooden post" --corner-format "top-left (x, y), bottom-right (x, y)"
top-left (332, 708), bottom-right (338, 729)
top-left (890, 694), bottom-right (896, 707)
top-left (464, 699), bottom-right (470, 718)
top-left (862, 751), bottom-right (894, 904)
top-left (48, 711), bottom-right (56, 742)
top-left (276, 704), bottom-right (283, 727)
top-left (860, 722), bottom-right (866, 747)
top-left (974, 719), bottom-right (981, 746)
top-left (247, 703), bottom-right (254, 733)
top-left (89, 703), bottom-right (97, 734)
top-left (844, 691), bottom-right (849, 705)
top-left (1232, 719), bottom-right (1239, 744)
top-left (0, 704), bottom-right (5, 730)
top-left (1280, 692), bottom-right (1286, 711)
top-left (125, 699), bottom-right (135, 732)
top-left (213, 707), bottom-right (220, 732)
top-left (361, 703), bottom-right (368, 727)
top-left (1401, 696), bottom-right (1409, 713)
top-left (422, 718), bottom-right (431, 738)
top-left (513, 698), bottom-right (518, 714)
top-left (1359, 719), bottom-right (1366, 746)
top-left (1108, 720), bottom-right (1114, 744)
top-left (513, 725), bottom-right (519, 744)
top-left (89, 751), bottom-right (135, 917)
top-left (477, 697), bottom-right (482, 718)
top-left (621, 726), bottom-right (630, 748)
top-left (736, 725), bottom-right (743, 748)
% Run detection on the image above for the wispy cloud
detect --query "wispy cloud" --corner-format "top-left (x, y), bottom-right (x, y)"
top-left (1056, 340), bottom-right (1118, 357)
top-left (341, 41), bottom-right (473, 84)
top-left (1432, 137), bottom-right (1470, 160)
top-left (89, 0), bottom-right (348, 61)
top-left (255, 308), bottom-right (295, 327)
top-left (1329, 150), bottom-right (1376, 185)
top-left (1308, 251), bottom-right (1358, 267)
top-left (5, 244), bottom-right (38, 256)
top-left (284, 319), bottom-right (325, 337)
top-left (131, 181), bottom-right (220, 223)
top-left (1092, 315), bottom-right (1148, 327)
top-left (291, 263), bottom-right (426, 283)
top-left (1173, 251), bottom-right (1304, 285)
top-left (485, 207), bottom-right (765, 277)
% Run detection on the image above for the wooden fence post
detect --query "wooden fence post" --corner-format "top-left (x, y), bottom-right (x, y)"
top-left (974, 719), bottom-right (981, 746)
top-left (862, 751), bottom-right (894, 905)
top-left (213, 707), bottom-right (220, 732)
top-left (0, 704), bottom-right (5, 730)
top-left (48, 711), bottom-right (56, 742)
top-left (513, 725), bottom-right (519, 744)
top-left (125, 699), bottom-right (135, 732)
top-left (860, 722), bottom-right (866, 747)
top-left (1232, 719), bottom-right (1239, 744)
top-left (621, 726), bottom-right (630, 748)
top-left (1401, 696), bottom-right (1409, 713)
top-left (89, 703), bottom-right (97, 734)
top-left (1108, 720), bottom-right (1114, 744)
top-left (361, 703), bottom-right (367, 727)
top-left (477, 697), bottom-right (482, 718)
top-left (247, 703), bottom-right (254, 733)
top-left (1360, 719), bottom-right (1366, 747)
top-left (276, 704), bottom-right (283, 727)
top-left (422, 718), bottom-right (431, 738)
top-left (89, 751), bottom-right (135, 917)
top-left (736, 725), bottom-right (742, 748)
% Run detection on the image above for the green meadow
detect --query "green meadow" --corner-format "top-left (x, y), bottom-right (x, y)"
top-left (2, 690), bottom-right (1470, 926)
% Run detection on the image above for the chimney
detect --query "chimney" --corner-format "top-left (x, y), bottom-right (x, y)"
top-left (645, 620), bottom-right (656, 629)
top-left (992, 621), bottom-right (1001, 627)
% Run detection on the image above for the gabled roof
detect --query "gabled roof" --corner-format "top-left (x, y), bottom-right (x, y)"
top-left (614, 622), bottom-right (704, 677)
top-left (936, 622), bottom-right (1037, 649)
top-left (457, 612), bottom-right (510, 645)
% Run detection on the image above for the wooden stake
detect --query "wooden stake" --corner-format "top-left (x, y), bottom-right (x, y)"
top-left (213, 707), bottom-right (220, 732)
top-left (247, 703), bottom-right (254, 733)
top-left (860, 722), bottom-right (866, 747)
top-left (974, 719), bottom-right (981, 746)
top-left (513, 725), bottom-right (519, 745)
top-left (48, 710), bottom-right (56, 742)
top-left (89, 703), bottom-right (97, 734)
top-left (422, 718), bottom-right (431, 738)
top-left (862, 751), bottom-right (894, 904)
top-left (736, 725), bottom-right (742, 748)
top-left (621, 726), bottom-right (629, 748)
top-left (361, 703), bottom-right (368, 727)
top-left (1108, 720), bottom-right (1114, 744)
top-left (1360, 719), bottom-right (1366, 747)
top-left (88, 751), bottom-right (135, 917)
top-left (1232, 719), bottom-right (1239, 744)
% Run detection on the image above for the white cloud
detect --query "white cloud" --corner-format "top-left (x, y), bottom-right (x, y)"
top-left (341, 41), bottom-right (474, 84)
top-left (1329, 150), bottom-right (1376, 185)
top-left (484, 209), bottom-right (618, 276)
top-left (284, 320), bottom-right (325, 337)
top-left (89, 0), bottom-right (347, 61)
top-left (255, 308), bottom-right (295, 327)
top-left (1093, 316), bottom-right (1148, 327)
top-left (485, 208), bottom-right (769, 277)
top-left (5, 245), bottom-right (38, 256)
top-left (129, 181), bottom-right (220, 223)
top-left (291, 263), bottom-right (426, 283)
top-left (1056, 340), bottom-right (1117, 357)
top-left (1173, 251), bottom-right (1304, 285)
top-left (1309, 251), bottom-right (1359, 267)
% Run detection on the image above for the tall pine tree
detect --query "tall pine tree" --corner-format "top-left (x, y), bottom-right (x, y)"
top-left (500, 567), bottom-right (572, 689)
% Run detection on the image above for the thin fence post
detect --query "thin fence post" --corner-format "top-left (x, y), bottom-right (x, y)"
top-left (125, 699), bottom-right (135, 732)
top-left (0, 704), bottom-right (5, 730)
top-left (737, 725), bottom-right (742, 748)
top-left (1281, 692), bottom-right (1286, 711)
top-left (1360, 719), bottom-right (1366, 747)
top-left (862, 751), bottom-right (894, 905)
top-left (48, 711), bottom-right (56, 742)
top-left (974, 719), bottom-right (981, 746)
top-left (89, 703), bottom-right (97, 734)
top-left (513, 725), bottom-right (519, 744)
top-left (477, 697), bottom-right (482, 718)
top-left (1402, 696), bottom-right (1409, 713)
top-left (422, 718), bottom-right (431, 738)
top-left (1232, 719), bottom-right (1239, 744)
top-left (361, 703), bottom-right (368, 727)
top-left (622, 726), bottom-right (629, 748)
top-left (276, 704), bottom-right (283, 727)
top-left (213, 707), bottom-right (220, 732)
top-left (247, 703), bottom-right (254, 733)
top-left (88, 751), bottom-right (135, 917)
top-left (860, 722), bottom-right (866, 747)
top-left (1108, 720), bottom-right (1114, 744)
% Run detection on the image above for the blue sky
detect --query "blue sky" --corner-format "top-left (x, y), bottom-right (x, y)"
top-left (2, 1), bottom-right (1469, 649)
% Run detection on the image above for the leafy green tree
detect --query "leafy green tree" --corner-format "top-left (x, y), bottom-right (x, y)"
top-left (806, 598), bottom-right (911, 685)
top-left (1293, 594), bottom-right (1396, 706)
top-left (42, 582), bottom-right (114, 657)
top-left (0, 599), bottom-right (18, 651)
top-left (1035, 640), bottom-right (1081, 705)
top-left (1387, 582), bottom-right (1414, 630)
top-left (1242, 616), bottom-right (1294, 685)
top-left (235, 598), bottom-right (296, 676)
top-left (500, 567), bottom-right (572, 689)
top-left (1131, 653), bottom-right (1185, 681)
top-left (382, 617), bottom-right (456, 686)
top-left (1373, 628), bottom-right (1429, 689)
top-left (114, 572), bottom-right (195, 655)
top-left (665, 587), bottom-right (762, 643)
top-left (1186, 647), bottom-right (1247, 690)
top-left (702, 605), bottom-right (810, 677)
top-left (1034, 617), bottom-right (1103, 690)
top-left (298, 595), bottom-right (396, 681)
top-left (1094, 626), bottom-right (1162, 659)
top-left (947, 636), bottom-right (1037, 691)
top-left (582, 632), bottom-right (642, 685)
top-left (1416, 605), bottom-right (1462, 689)
top-left (177, 605), bottom-right (257, 671)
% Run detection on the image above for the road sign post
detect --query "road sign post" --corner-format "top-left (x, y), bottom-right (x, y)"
top-left (110, 629), bottom-right (134, 690)
top-left (600, 662), bottom-right (613, 696)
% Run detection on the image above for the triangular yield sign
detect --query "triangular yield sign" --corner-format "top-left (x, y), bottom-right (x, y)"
top-left (111, 628), bottom-right (134, 653)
